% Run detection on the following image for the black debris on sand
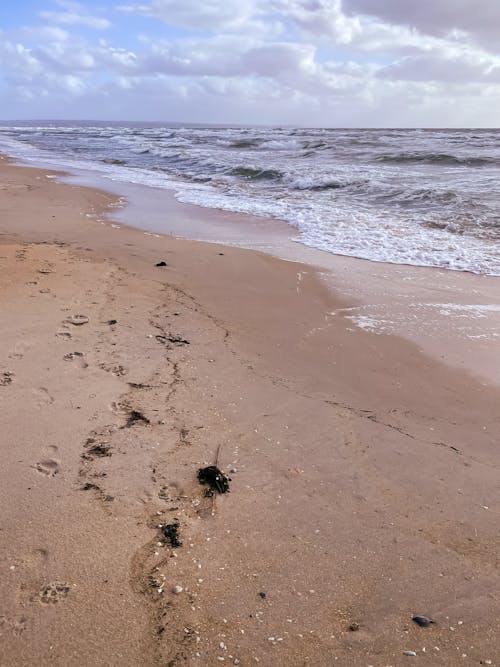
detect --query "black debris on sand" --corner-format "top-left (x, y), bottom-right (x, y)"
top-left (155, 334), bottom-right (190, 346)
top-left (124, 409), bottom-right (150, 428)
top-left (81, 482), bottom-right (100, 491)
top-left (155, 261), bottom-right (168, 267)
top-left (197, 466), bottom-right (231, 494)
top-left (161, 522), bottom-right (182, 548)
top-left (412, 615), bottom-right (435, 628)
top-left (82, 441), bottom-right (111, 459)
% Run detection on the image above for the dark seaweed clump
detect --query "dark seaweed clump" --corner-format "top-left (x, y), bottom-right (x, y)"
top-left (197, 466), bottom-right (231, 494)
top-left (161, 522), bottom-right (182, 548)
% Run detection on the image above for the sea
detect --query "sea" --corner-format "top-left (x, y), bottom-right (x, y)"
top-left (0, 121), bottom-right (499, 276)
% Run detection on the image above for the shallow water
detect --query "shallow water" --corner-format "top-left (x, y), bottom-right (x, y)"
top-left (1, 122), bottom-right (499, 275)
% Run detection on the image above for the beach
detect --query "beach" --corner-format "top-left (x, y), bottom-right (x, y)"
top-left (1, 154), bottom-right (499, 666)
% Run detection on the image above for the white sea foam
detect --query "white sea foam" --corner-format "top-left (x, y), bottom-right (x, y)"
top-left (344, 315), bottom-right (390, 333)
top-left (434, 304), bottom-right (500, 318)
top-left (1, 124), bottom-right (500, 276)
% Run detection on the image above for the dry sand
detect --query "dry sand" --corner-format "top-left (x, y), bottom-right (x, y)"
top-left (0, 155), bottom-right (499, 666)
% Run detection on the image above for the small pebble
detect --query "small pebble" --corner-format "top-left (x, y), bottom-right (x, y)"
top-left (172, 585), bottom-right (183, 594)
top-left (403, 651), bottom-right (417, 657)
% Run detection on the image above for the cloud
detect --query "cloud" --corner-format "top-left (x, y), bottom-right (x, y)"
top-left (40, 0), bottom-right (110, 30)
top-left (118, 0), bottom-right (261, 32)
top-left (1, 0), bottom-right (500, 125)
top-left (269, 0), bottom-right (362, 43)
top-left (378, 50), bottom-right (500, 84)
top-left (343, 0), bottom-right (500, 45)
top-left (141, 36), bottom-right (316, 79)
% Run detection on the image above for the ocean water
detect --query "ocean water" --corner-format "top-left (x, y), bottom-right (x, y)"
top-left (0, 121), bottom-right (499, 275)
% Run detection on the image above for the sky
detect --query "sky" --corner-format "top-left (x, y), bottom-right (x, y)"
top-left (1, 0), bottom-right (500, 126)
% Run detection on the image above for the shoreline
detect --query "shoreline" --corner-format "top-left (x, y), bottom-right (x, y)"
top-left (1, 156), bottom-right (500, 665)
top-left (3, 151), bottom-right (499, 386)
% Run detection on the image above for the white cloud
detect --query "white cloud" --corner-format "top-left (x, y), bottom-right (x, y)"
top-left (40, 0), bottom-right (110, 30)
top-left (118, 0), bottom-right (261, 32)
top-left (378, 50), bottom-right (500, 84)
top-left (1, 0), bottom-right (500, 125)
top-left (269, 0), bottom-right (362, 43)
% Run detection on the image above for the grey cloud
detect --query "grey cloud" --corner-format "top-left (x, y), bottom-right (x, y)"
top-left (241, 43), bottom-right (314, 76)
top-left (141, 38), bottom-right (315, 79)
top-left (343, 0), bottom-right (500, 42)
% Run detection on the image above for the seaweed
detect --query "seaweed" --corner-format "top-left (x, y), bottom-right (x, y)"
top-left (161, 522), bottom-right (182, 548)
top-left (197, 466), bottom-right (230, 494)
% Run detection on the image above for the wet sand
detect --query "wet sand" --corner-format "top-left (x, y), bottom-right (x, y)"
top-left (0, 155), bottom-right (499, 666)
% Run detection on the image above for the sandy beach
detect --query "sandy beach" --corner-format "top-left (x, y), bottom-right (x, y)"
top-left (1, 154), bottom-right (499, 666)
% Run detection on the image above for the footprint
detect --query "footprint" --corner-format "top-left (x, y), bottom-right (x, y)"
top-left (63, 352), bottom-right (88, 368)
top-left (65, 314), bottom-right (89, 326)
top-left (32, 387), bottom-right (55, 408)
top-left (99, 362), bottom-right (127, 376)
top-left (34, 547), bottom-right (49, 560)
top-left (34, 459), bottom-right (61, 476)
top-left (39, 581), bottom-right (69, 604)
top-left (0, 615), bottom-right (27, 635)
top-left (8, 340), bottom-right (32, 359)
top-left (0, 371), bottom-right (14, 386)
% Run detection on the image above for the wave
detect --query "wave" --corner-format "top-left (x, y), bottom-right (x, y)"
top-left (291, 178), bottom-right (365, 191)
top-left (382, 187), bottom-right (460, 205)
top-left (377, 152), bottom-right (497, 166)
top-left (2, 124), bottom-right (500, 275)
top-left (302, 141), bottom-right (328, 150)
top-left (229, 139), bottom-right (262, 149)
top-left (420, 219), bottom-right (467, 236)
top-left (230, 166), bottom-right (283, 181)
top-left (102, 158), bottom-right (127, 165)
